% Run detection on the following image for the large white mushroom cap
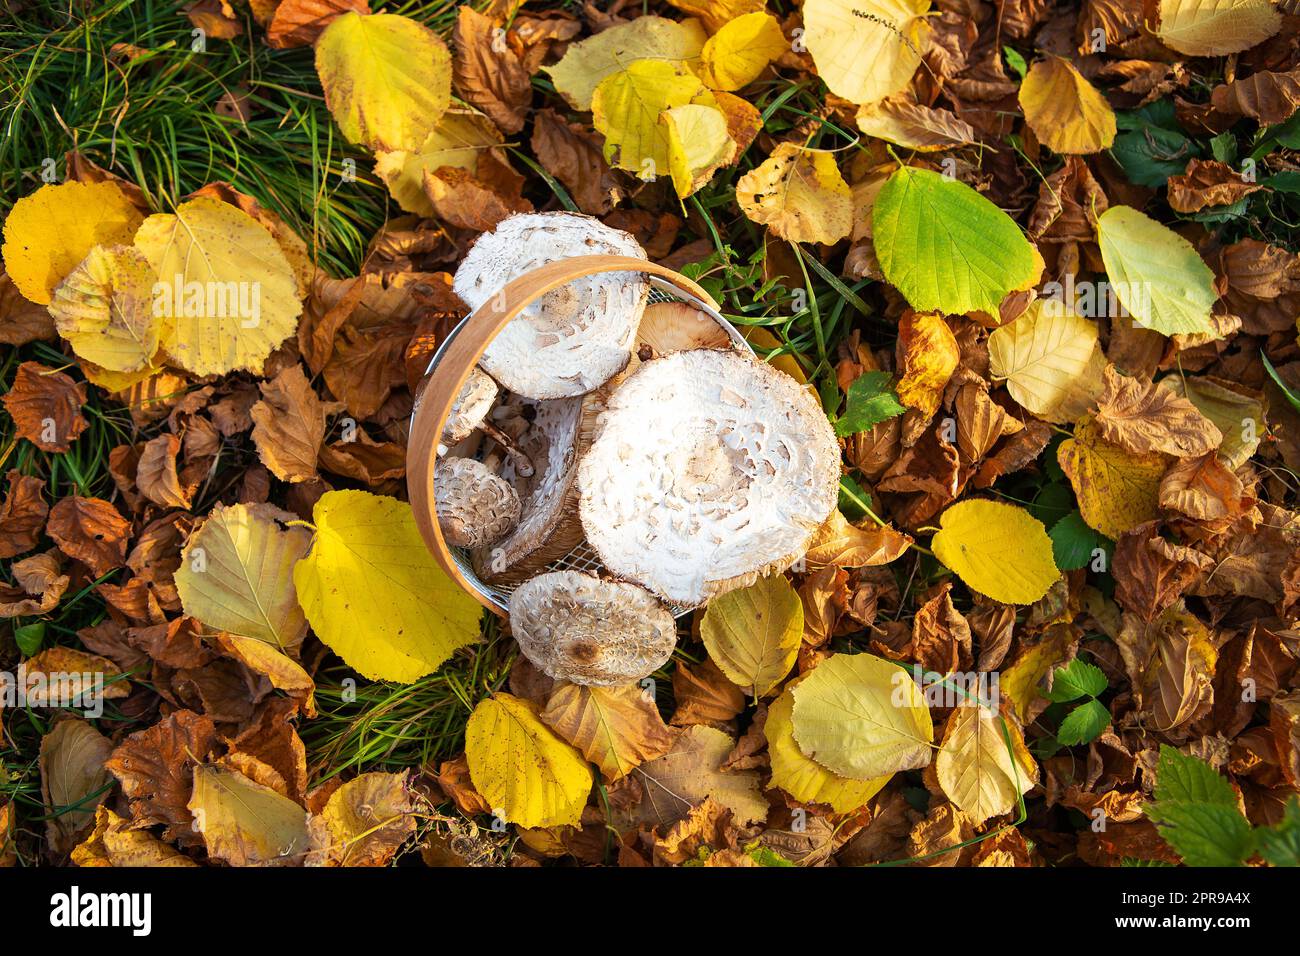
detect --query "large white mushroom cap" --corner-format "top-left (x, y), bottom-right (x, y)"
top-left (452, 212), bottom-right (649, 399)
top-left (508, 571), bottom-right (677, 685)
top-left (578, 349), bottom-right (841, 607)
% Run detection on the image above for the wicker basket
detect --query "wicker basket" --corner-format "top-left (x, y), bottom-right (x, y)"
top-left (407, 255), bottom-right (754, 618)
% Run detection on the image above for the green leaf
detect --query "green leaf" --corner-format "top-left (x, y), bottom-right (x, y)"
top-left (835, 371), bottom-right (905, 437)
top-left (1256, 797), bottom-right (1300, 867)
top-left (1056, 699), bottom-right (1110, 746)
top-left (14, 621), bottom-right (45, 656)
top-left (1145, 746), bottom-right (1253, 867)
top-left (1145, 802), bottom-right (1253, 867)
top-left (1096, 205), bottom-right (1217, 336)
top-left (1046, 659), bottom-right (1108, 703)
top-left (1003, 46), bottom-right (1027, 79)
top-left (1049, 510), bottom-right (1102, 571)
top-left (1111, 105), bottom-right (1198, 188)
top-left (1154, 745), bottom-right (1237, 805)
top-left (872, 166), bottom-right (1036, 315)
top-left (1262, 352), bottom-right (1300, 414)
top-left (837, 474), bottom-right (873, 521)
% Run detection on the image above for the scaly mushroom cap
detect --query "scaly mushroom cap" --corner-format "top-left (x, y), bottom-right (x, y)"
top-left (452, 212), bottom-right (649, 399)
top-left (471, 392), bottom-right (602, 585)
top-left (508, 571), bottom-right (677, 685)
top-left (441, 367), bottom-right (499, 448)
top-left (578, 349), bottom-right (841, 607)
top-left (435, 457), bottom-right (522, 550)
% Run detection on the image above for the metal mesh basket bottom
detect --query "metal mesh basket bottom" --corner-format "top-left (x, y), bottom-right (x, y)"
top-left (425, 274), bottom-right (752, 619)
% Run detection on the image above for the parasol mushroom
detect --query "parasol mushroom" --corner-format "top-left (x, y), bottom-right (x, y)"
top-left (435, 457), bottom-right (522, 549)
top-left (577, 349), bottom-right (841, 607)
top-left (452, 212), bottom-right (649, 399)
top-left (508, 570), bottom-right (677, 685)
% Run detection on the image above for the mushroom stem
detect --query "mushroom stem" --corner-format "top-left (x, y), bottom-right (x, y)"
top-left (480, 420), bottom-right (535, 478)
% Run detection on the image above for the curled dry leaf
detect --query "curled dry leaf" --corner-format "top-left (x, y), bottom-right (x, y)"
top-left (452, 6), bottom-right (531, 135)
top-left (803, 509), bottom-right (912, 569)
top-left (1, 361), bottom-right (89, 453)
top-left (857, 98), bottom-right (979, 152)
top-left (105, 710), bottom-right (218, 846)
top-left (895, 312), bottom-right (959, 417)
top-left (250, 364), bottom-right (333, 483)
top-left (72, 806), bottom-right (197, 867)
top-left (530, 108), bottom-right (625, 216)
top-left (47, 244), bottom-right (160, 373)
top-left (0, 552), bottom-right (70, 616)
top-left (630, 724), bottom-right (767, 828)
top-left (267, 0), bottom-right (371, 49)
top-left (1167, 158), bottom-right (1264, 213)
top-left (0, 470), bottom-right (48, 559)
top-left (46, 495), bottom-right (130, 577)
top-left (1093, 366), bottom-right (1222, 458)
top-left (306, 772), bottom-right (416, 866)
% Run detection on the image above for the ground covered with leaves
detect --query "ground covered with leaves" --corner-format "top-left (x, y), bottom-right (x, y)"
top-left (2, 0), bottom-right (1300, 869)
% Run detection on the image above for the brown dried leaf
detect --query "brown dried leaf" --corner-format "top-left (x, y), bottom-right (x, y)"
top-left (452, 6), bottom-right (531, 135)
top-left (0, 470), bottom-right (48, 559)
top-left (1094, 366), bottom-right (1222, 458)
top-left (1210, 68), bottom-right (1300, 124)
top-left (105, 710), bottom-right (218, 846)
top-left (266, 0), bottom-right (370, 49)
top-left (40, 717), bottom-right (114, 856)
top-left (542, 683), bottom-right (676, 781)
top-left (530, 109), bottom-right (624, 215)
top-left (46, 496), bottom-right (130, 577)
top-left (1, 362), bottom-right (88, 453)
top-left (1167, 159), bottom-right (1263, 213)
top-left (250, 364), bottom-right (332, 483)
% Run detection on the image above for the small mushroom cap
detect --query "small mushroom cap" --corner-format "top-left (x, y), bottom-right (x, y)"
top-left (508, 571), bottom-right (677, 686)
top-left (578, 349), bottom-right (841, 607)
top-left (452, 212), bottom-right (649, 399)
top-left (435, 457), bottom-right (522, 550)
top-left (441, 367), bottom-right (499, 448)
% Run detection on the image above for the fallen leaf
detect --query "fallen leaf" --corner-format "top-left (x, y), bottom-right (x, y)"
top-left (632, 724), bottom-right (767, 827)
top-left (895, 312), bottom-right (960, 417)
top-left (250, 364), bottom-right (331, 483)
top-left (1, 361), bottom-right (88, 453)
top-left (546, 16), bottom-right (706, 111)
top-left (292, 491), bottom-right (483, 682)
top-left (1093, 365), bottom-right (1222, 458)
top-left (306, 772), bottom-right (415, 866)
top-left (105, 710), bottom-right (218, 846)
top-left (541, 683), bottom-right (675, 781)
top-left (0, 470), bottom-right (48, 559)
top-left (46, 495), bottom-right (129, 577)
top-left (1154, 0), bottom-right (1282, 56)
top-left (1018, 56), bottom-right (1116, 154)
top-left (189, 763), bottom-right (310, 866)
top-left (1058, 417), bottom-right (1170, 541)
top-left (267, 0), bottom-right (370, 49)
top-left (931, 499), bottom-right (1059, 605)
top-left (736, 143), bottom-right (852, 244)
top-left (452, 6), bottom-right (531, 134)
top-left (315, 11), bottom-right (452, 151)
top-left (802, 0), bottom-right (931, 106)
top-left (47, 244), bottom-right (161, 373)
top-left (935, 705), bottom-right (1038, 825)
top-left (698, 11), bottom-right (787, 91)
top-left (40, 717), bottom-right (115, 855)
top-left (465, 692), bottom-right (594, 828)
top-left (700, 573), bottom-right (803, 698)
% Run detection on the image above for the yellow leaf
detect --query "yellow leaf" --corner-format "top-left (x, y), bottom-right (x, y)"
top-left (735, 142), bottom-right (852, 244)
top-left (73, 806), bottom-right (197, 867)
top-left (292, 490), bottom-right (482, 683)
top-left (541, 683), bottom-right (675, 781)
top-left (1155, 0), bottom-right (1282, 56)
top-left (1018, 56), bottom-right (1116, 155)
top-left (766, 681), bottom-right (889, 813)
top-left (1002, 626), bottom-right (1075, 723)
top-left (931, 500), bottom-right (1058, 605)
top-left (700, 573), bottom-right (803, 697)
top-left (1058, 418), bottom-right (1169, 540)
top-left (802, 0), bottom-right (931, 106)
top-left (546, 15), bottom-right (707, 111)
top-left (987, 301), bottom-right (1100, 416)
top-left (189, 764), bottom-right (310, 867)
top-left (306, 772), bottom-right (415, 867)
top-left (373, 110), bottom-right (503, 217)
top-left (465, 693), bottom-right (594, 828)
top-left (1160, 374), bottom-right (1264, 469)
top-left (743, 325), bottom-right (809, 386)
top-left (593, 60), bottom-right (713, 178)
top-left (47, 244), bottom-right (161, 373)
top-left (315, 11), bottom-right (451, 152)
top-left (790, 652), bottom-right (934, 779)
top-left (935, 705), bottom-right (1038, 825)
top-left (134, 197), bottom-right (302, 376)
top-left (699, 12), bottom-right (787, 91)
top-left (896, 311), bottom-right (959, 416)
top-left (176, 502), bottom-right (312, 655)
top-left (1, 181), bottom-right (143, 305)
top-left (666, 0), bottom-right (765, 33)
top-left (661, 103), bottom-right (736, 198)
